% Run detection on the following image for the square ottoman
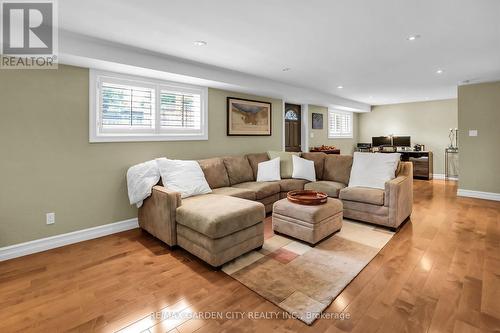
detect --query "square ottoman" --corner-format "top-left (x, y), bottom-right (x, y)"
top-left (272, 198), bottom-right (343, 245)
top-left (176, 194), bottom-right (265, 268)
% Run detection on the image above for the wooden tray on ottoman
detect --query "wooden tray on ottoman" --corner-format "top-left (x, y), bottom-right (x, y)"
top-left (287, 190), bottom-right (328, 205)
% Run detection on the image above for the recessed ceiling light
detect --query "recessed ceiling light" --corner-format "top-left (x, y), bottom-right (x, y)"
top-left (436, 69), bottom-right (444, 74)
top-left (407, 34), bottom-right (421, 41)
top-left (282, 67), bottom-right (291, 72)
top-left (337, 85), bottom-right (344, 89)
top-left (193, 40), bottom-right (207, 46)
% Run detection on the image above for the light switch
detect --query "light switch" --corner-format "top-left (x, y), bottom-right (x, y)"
top-left (310, 132), bottom-right (315, 138)
top-left (468, 129), bottom-right (478, 137)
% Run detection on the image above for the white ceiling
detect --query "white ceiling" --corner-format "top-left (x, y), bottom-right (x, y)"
top-left (59, 0), bottom-right (500, 106)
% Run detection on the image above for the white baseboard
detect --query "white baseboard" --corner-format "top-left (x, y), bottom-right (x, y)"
top-left (0, 218), bottom-right (139, 262)
top-left (433, 173), bottom-right (458, 180)
top-left (457, 189), bottom-right (500, 201)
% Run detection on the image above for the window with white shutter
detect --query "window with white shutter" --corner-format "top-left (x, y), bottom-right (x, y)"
top-left (160, 89), bottom-right (201, 131)
top-left (101, 82), bottom-right (155, 131)
top-left (328, 109), bottom-right (353, 138)
top-left (90, 70), bottom-right (208, 142)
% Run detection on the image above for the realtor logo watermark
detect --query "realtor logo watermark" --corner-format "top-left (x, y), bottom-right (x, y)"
top-left (1, 0), bottom-right (58, 69)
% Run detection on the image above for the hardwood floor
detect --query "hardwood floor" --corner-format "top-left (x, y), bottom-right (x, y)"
top-left (1, 180), bottom-right (499, 332)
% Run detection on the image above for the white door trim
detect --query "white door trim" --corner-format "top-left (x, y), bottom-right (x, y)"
top-left (282, 100), bottom-right (286, 151)
top-left (433, 173), bottom-right (458, 181)
top-left (301, 104), bottom-right (309, 152)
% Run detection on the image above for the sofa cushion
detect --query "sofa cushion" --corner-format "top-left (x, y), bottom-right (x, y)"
top-left (157, 159), bottom-right (212, 199)
top-left (292, 155), bottom-right (316, 181)
top-left (246, 153), bottom-right (269, 179)
top-left (232, 181), bottom-right (280, 200)
top-left (348, 152), bottom-right (400, 190)
top-left (339, 187), bottom-right (385, 206)
top-left (304, 180), bottom-right (345, 198)
top-left (222, 156), bottom-right (254, 185)
top-left (278, 179), bottom-right (308, 192)
top-left (256, 158), bottom-right (281, 182)
top-left (267, 151), bottom-right (301, 178)
top-left (323, 155), bottom-right (353, 185)
top-left (210, 187), bottom-right (256, 200)
top-left (176, 194), bottom-right (265, 239)
top-left (301, 152), bottom-right (326, 180)
top-left (198, 158), bottom-right (230, 189)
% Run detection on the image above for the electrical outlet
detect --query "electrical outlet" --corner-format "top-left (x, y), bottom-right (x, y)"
top-left (46, 212), bottom-right (55, 225)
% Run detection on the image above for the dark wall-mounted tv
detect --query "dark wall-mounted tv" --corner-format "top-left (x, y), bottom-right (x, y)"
top-left (372, 136), bottom-right (392, 147)
top-left (393, 136), bottom-right (411, 147)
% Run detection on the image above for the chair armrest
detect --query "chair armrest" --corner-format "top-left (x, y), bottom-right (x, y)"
top-left (138, 185), bottom-right (181, 246)
top-left (384, 164), bottom-right (413, 228)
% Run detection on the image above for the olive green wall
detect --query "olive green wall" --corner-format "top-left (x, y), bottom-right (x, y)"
top-left (0, 65), bottom-right (283, 247)
top-left (458, 81), bottom-right (500, 194)
top-left (308, 105), bottom-right (359, 155)
top-left (358, 99), bottom-right (458, 175)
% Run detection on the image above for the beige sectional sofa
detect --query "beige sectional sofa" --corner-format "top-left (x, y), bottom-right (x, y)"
top-left (138, 152), bottom-right (413, 267)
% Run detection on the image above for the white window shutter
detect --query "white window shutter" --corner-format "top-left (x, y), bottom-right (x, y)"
top-left (160, 90), bottom-right (201, 130)
top-left (101, 82), bottom-right (155, 129)
top-left (328, 109), bottom-right (353, 138)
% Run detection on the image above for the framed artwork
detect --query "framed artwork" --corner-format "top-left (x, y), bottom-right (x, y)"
top-left (227, 97), bottom-right (272, 136)
top-left (312, 112), bottom-right (323, 129)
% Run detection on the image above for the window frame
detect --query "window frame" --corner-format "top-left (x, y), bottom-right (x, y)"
top-left (327, 109), bottom-right (353, 139)
top-left (89, 70), bottom-right (208, 143)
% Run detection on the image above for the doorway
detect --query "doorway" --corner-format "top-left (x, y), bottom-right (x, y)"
top-left (284, 103), bottom-right (301, 152)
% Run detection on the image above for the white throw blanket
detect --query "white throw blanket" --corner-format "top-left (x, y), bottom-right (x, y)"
top-left (127, 158), bottom-right (166, 208)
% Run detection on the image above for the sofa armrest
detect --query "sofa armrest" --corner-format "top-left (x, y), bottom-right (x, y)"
top-left (384, 163), bottom-right (413, 228)
top-left (138, 185), bottom-right (181, 246)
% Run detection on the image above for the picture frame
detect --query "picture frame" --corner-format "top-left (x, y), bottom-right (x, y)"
top-left (312, 112), bottom-right (323, 129)
top-left (227, 97), bottom-right (272, 136)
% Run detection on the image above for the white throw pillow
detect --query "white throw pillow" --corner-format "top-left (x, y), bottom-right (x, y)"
top-left (292, 155), bottom-right (316, 182)
top-left (257, 157), bottom-right (281, 182)
top-left (348, 152), bottom-right (401, 190)
top-left (156, 158), bottom-right (212, 198)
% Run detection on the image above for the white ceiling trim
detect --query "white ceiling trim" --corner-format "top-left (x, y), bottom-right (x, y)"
top-left (58, 30), bottom-right (370, 112)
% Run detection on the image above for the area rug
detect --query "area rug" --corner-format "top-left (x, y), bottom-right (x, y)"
top-left (222, 219), bottom-right (394, 325)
